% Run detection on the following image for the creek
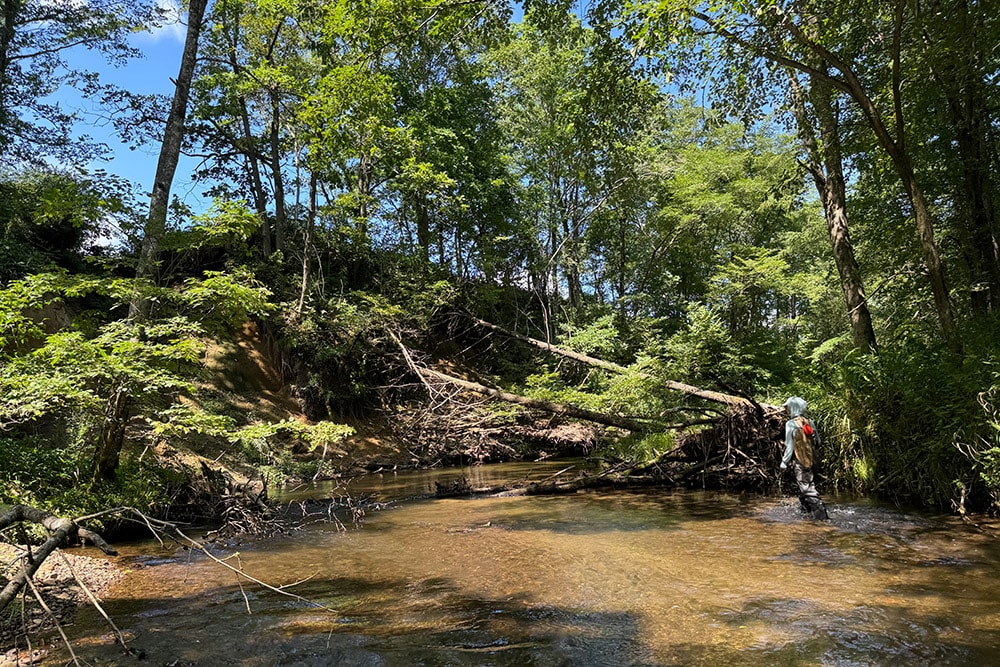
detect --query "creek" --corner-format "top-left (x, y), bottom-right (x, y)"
top-left (52, 460), bottom-right (1000, 666)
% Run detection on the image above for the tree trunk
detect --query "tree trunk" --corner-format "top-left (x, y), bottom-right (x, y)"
top-left (241, 104), bottom-right (272, 256)
top-left (356, 151), bottom-right (371, 240)
top-left (788, 68), bottom-right (877, 352)
top-left (923, 0), bottom-right (1000, 312)
top-left (295, 171), bottom-right (316, 318)
top-left (219, 3), bottom-right (272, 257)
top-left (0, 0), bottom-right (17, 148)
top-left (133, 0), bottom-right (209, 292)
top-left (704, 5), bottom-right (962, 351)
top-left (92, 388), bottom-right (130, 486)
top-left (269, 90), bottom-right (286, 252)
top-left (799, 3), bottom-right (958, 351)
top-left (830, 2), bottom-right (958, 351)
top-left (415, 192), bottom-right (430, 264)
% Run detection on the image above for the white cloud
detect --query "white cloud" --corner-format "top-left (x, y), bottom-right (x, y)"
top-left (138, 0), bottom-right (186, 43)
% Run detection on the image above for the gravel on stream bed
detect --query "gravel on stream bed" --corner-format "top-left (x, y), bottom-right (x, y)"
top-left (1, 543), bottom-right (124, 665)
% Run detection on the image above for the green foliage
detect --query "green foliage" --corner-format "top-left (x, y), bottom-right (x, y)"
top-left (227, 418), bottom-right (354, 482)
top-left (654, 303), bottom-right (760, 392)
top-left (164, 199), bottom-right (261, 251)
top-left (0, 264), bottom-right (275, 488)
top-left (560, 314), bottom-right (626, 362)
top-left (0, 435), bottom-right (165, 524)
top-left (0, 170), bottom-right (135, 284)
top-left (0, 0), bottom-right (160, 166)
top-left (597, 431), bottom-right (676, 465)
top-left (148, 404), bottom-right (236, 439)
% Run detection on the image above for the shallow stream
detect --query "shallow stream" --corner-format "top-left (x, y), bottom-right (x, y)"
top-left (52, 461), bottom-right (1000, 665)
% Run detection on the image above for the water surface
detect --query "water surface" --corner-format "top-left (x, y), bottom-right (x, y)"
top-left (55, 461), bottom-right (1000, 665)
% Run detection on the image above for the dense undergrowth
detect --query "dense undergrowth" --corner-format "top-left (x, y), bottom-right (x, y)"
top-left (4, 177), bottom-right (1000, 535)
top-left (5, 261), bottom-right (1000, 531)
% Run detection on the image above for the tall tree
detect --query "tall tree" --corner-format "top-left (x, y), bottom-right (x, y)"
top-left (909, 0), bottom-right (1000, 312)
top-left (134, 0), bottom-right (211, 290)
top-left (491, 12), bottom-right (657, 331)
top-left (787, 66), bottom-right (877, 352)
top-left (629, 0), bottom-right (962, 350)
top-left (189, 0), bottom-right (317, 257)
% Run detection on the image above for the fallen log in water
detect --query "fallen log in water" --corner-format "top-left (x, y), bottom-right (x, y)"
top-left (392, 318), bottom-right (789, 492)
top-left (416, 366), bottom-right (658, 433)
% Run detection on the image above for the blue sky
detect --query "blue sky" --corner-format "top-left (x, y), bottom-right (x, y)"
top-left (66, 1), bottom-right (198, 206)
top-left (67, 1), bottom-right (534, 213)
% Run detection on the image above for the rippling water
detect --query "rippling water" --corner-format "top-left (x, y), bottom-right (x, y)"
top-left (51, 461), bottom-right (1000, 666)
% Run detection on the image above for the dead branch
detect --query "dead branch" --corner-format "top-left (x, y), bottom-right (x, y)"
top-left (0, 504), bottom-right (117, 614)
top-left (416, 366), bottom-right (657, 433)
top-left (56, 550), bottom-right (137, 656)
top-left (466, 314), bottom-right (778, 410)
top-left (25, 575), bottom-right (82, 666)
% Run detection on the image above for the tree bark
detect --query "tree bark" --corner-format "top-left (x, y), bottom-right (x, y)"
top-left (295, 171), bottom-right (316, 318)
top-left (0, 0), bottom-right (17, 145)
top-left (693, 5), bottom-right (961, 352)
top-left (133, 0), bottom-right (209, 293)
top-left (240, 100), bottom-right (272, 256)
top-left (922, 0), bottom-right (999, 312)
top-left (788, 2), bottom-right (959, 352)
top-left (268, 89), bottom-right (286, 252)
top-left (92, 387), bottom-right (130, 486)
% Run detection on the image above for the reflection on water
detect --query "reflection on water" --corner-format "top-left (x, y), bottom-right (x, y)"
top-left (53, 461), bottom-right (1000, 666)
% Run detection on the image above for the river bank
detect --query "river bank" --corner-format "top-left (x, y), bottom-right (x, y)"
top-left (0, 543), bottom-right (123, 662)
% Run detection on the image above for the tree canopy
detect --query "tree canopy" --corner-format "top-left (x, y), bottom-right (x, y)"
top-left (3, 0), bottom-right (1000, 519)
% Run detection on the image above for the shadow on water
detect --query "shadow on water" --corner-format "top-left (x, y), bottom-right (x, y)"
top-left (73, 569), bottom-right (648, 666)
top-left (49, 465), bottom-right (1000, 667)
top-left (710, 591), bottom-right (1000, 667)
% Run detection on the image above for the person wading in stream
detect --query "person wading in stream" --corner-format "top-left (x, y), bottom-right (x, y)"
top-left (780, 396), bottom-right (830, 520)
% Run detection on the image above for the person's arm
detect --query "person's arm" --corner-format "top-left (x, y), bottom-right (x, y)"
top-left (780, 421), bottom-right (794, 469)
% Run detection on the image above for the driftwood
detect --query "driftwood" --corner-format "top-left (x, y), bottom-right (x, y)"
top-left (2, 504), bottom-right (350, 664)
top-left (0, 504), bottom-right (117, 614)
top-left (389, 329), bottom-right (658, 435)
top-left (417, 367), bottom-right (656, 433)
top-left (391, 317), bottom-right (790, 491)
top-left (435, 313), bottom-right (793, 493)
top-left (392, 318), bottom-right (782, 440)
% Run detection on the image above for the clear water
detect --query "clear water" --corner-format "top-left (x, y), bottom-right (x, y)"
top-left (52, 461), bottom-right (1000, 666)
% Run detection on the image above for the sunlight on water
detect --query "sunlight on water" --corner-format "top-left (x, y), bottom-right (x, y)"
top-left (51, 462), bottom-right (1000, 666)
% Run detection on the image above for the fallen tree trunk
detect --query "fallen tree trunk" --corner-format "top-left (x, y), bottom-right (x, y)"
top-left (417, 367), bottom-right (657, 433)
top-left (466, 314), bottom-right (777, 410)
top-left (0, 504), bottom-right (117, 613)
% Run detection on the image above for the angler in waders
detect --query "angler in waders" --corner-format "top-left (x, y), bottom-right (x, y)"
top-left (780, 396), bottom-right (829, 520)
